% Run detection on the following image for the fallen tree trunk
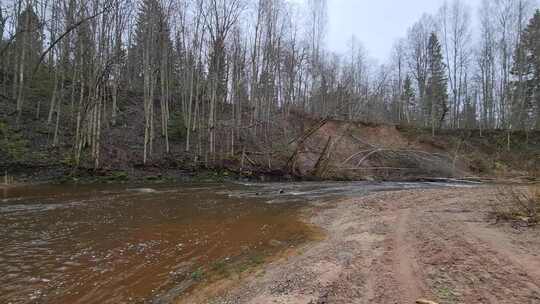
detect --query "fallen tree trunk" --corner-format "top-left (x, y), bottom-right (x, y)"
top-left (312, 136), bottom-right (333, 178)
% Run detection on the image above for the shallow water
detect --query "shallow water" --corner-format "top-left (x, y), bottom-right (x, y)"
top-left (0, 181), bottom-right (464, 303)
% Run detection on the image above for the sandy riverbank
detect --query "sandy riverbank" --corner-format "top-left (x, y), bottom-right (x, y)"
top-left (178, 186), bottom-right (540, 304)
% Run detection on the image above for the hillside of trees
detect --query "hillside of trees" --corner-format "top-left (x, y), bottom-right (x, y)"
top-left (1, 0), bottom-right (540, 181)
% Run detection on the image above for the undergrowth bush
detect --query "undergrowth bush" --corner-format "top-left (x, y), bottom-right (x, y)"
top-left (494, 185), bottom-right (540, 226)
top-left (0, 121), bottom-right (28, 161)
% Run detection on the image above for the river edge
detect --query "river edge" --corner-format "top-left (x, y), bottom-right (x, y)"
top-left (177, 186), bottom-right (540, 304)
top-left (171, 202), bottom-right (327, 304)
top-left (0, 165), bottom-right (298, 190)
top-left (3, 162), bottom-right (520, 191)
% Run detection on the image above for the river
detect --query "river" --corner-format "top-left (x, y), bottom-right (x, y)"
top-left (0, 181), bottom-right (458, 303)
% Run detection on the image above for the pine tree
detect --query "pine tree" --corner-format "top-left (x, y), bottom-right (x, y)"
top-left (426, 32), bottom-right (448, 135)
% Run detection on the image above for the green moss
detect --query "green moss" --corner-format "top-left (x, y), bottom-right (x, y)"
top-left (191, 170), bottom-right (234, 182)
top-left (211, 260), bottom-right (229, 277)
top-left (56, 175), bottom-right (80, 184)
top-left (231, 254), bottom-right (267, 274)
top-left (100, 171), bottom-right (129, 183)
top-left (248, 254), bottom-right (265, 265)
top-left (436, 286), bottom-right (458, 303)
top-left (190, 267), bottom-right (205, 281)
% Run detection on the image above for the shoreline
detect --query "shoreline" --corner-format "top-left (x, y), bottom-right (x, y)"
top-left (175, 202), bottom-right (326, 304)
top-left (3, 162), bottom-right (529, 187)
top-left (0, 166), bottom-right (281, 186)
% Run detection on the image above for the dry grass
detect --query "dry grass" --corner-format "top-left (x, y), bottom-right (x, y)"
top-left (493, 185), bottom-right (540, 226)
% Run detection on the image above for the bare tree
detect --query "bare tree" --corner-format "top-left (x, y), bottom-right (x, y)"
top-left (201, 0), bottom-right (243, 158)
top-left (438, 0), bottom-right (472, 128)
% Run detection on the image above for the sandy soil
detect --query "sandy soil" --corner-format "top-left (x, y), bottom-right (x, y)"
top-left (179, 186), bottom-right (540, 304)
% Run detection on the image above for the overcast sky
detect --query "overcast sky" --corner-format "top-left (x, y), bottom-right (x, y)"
top-left (326, 0), bottom-right (482, 63)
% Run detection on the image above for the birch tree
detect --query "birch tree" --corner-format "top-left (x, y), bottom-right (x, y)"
top-left (438, 0), bottom-right (472, 128)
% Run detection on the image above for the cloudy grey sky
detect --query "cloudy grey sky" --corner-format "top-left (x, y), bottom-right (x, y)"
top-left (326, 0), bottom-right (482, 62)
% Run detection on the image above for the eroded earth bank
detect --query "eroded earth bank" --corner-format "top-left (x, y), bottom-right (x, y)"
top-left (181, 186), bottom-right (540, 304)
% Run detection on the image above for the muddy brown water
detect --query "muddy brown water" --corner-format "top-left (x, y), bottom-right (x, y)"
top-left (0, 181), bottom-right (465, 304)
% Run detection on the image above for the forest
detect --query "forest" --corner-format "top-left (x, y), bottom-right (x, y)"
top-left (1, 0), bottom-right (540, 175)
top-left (3, 2), bottom-right (540, 303)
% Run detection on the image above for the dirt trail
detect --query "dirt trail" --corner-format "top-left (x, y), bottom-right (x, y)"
top-left (179, 187), bottom-right (540, 304)
top-left (393, 209), bottom-right (424, 303)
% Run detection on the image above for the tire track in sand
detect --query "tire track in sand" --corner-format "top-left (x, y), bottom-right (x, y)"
top-left (393, 208), bottom-right (425, 303)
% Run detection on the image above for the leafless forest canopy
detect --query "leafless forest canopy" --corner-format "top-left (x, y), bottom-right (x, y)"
top-left (1, 0), bottom-right (540, 167)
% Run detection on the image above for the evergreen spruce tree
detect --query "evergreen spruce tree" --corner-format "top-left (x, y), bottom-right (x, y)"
top-left (129, 0), bottom-right (172, 90)
top-left (511, 9), bottom-right (540, 129)
top-left (402, 75), bottom-right (415, 123)
top-left (426, 32), bottom-right (448, 135)
top-left (13, 5), bottom-right (42, 121)
top-left (463, 95), bottom-right (477, 129)
top-left (129, 0), bottom-right (174, 163)
top-left (16, 6), bottom-right (42, 69)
